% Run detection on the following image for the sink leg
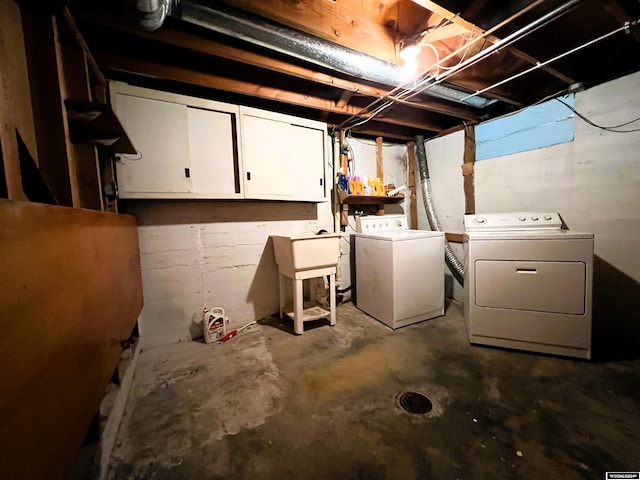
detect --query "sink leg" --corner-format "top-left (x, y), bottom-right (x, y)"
top-left (294, 278), bottom-right (304, 334)
top-left (329, 273), bottom-right (336, 326)
top-left (279, 272), bottom-right (285, 320)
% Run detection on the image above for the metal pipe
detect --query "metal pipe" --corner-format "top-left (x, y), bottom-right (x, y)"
top-left (414, 135), bottom-right (465, 286)
top-left (461, 20), bottom-right (638, 101)
top-left (128, 0), bottom-right (173, 31)
top-left (171, 0), bottom-right (492, 107)
top-left (176, 0), bottom-right (404, 86)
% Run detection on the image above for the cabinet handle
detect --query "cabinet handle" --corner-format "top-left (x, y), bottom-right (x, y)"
top-left (184, 168), bottom-right (190, 178)
top-left (320, 178), bottom-right (323, 186)
top-left (516, 267), bottom-right (537, 274)
top-left (247, 172), bottom-right (251, 181)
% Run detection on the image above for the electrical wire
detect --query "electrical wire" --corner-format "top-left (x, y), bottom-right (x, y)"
top-left (334, 0), bottom-right (580, 133)
top-left (117, 151), bottom-right (143, 161)
top-left (555, 98), bottom-right (640, 133)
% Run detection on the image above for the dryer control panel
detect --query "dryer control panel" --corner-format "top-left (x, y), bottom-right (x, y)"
top-left (464, 212), bottom-right (562, 232)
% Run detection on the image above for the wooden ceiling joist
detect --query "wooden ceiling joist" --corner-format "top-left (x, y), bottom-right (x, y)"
top-left (216, 0), bottom-right (400, 63)
top-left (409, 0), bottom-right (576, 86)
top-left (82, 20), bottom-right (479, 120)
top-left (96, 52), bottom-right (448, 135)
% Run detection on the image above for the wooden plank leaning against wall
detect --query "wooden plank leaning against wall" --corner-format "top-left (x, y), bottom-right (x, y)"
top-left (0, 201), bottom-right (143, 480)
top-left (0, 1), bottom-right (144, 478)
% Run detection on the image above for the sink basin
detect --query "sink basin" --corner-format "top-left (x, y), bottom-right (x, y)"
top-left (271, 234), bottom-right (341, 272)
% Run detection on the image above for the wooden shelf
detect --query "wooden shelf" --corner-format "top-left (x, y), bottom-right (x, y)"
top-left (65, 99), bottom-right (136, 154)
top-left (338, 187), bottom-right (404, 205)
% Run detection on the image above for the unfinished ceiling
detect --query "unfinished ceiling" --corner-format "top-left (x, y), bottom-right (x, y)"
top-left (70, 0), bottom-right (640, 142)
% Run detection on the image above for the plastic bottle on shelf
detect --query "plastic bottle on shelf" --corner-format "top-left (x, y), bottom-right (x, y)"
top-left (351, 177), bottom-right (364, 195)
top-left (362, 175), bottom-right (371, 195)
top-left (374, 177), bottom-right (385, 196)
top-left (337, 173), bottom-right (351, 194)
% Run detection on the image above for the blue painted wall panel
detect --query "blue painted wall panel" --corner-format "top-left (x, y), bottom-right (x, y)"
top-left (476, 94), bottom-right (575, 161)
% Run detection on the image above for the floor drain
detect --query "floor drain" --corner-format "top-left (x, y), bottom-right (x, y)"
top-left (397, 391), bottom-right (433, 414)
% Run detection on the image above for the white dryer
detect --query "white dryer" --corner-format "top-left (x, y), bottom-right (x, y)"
top-left (355, 215), bottom-right (445, 329)
top-left (463, 212), bottom-right (594, 359)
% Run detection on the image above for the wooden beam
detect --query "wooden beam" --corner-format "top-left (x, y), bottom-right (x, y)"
top-left (387, 94), bottom-right (480, 120)
top-left (0, 199), bottom-right (142, 480)
top-left (375, 136), bottom-right (385, 216)
top-left (20, 8), bottom-right (74, 206)
top-left (336, 90), bottom-right (355, 108)
top-left (95, 52), bottom-right (450, 132)
top-left (340, 130), bottom-right (348, 174)
top-left (407, 141), bottom-right (418, 229)
top-left (602, 0), bottom-right (640, 43)
top-left (83, 19), bottom-right (387, 97)
top-left (462, 123), bottom-right (475, 215)
top-left (79, 17), bottom-right (483, 120)
top-left (217, 0), bottom-right (400, 63)
top-left (52, 14), bottom-right (81, 208)
top-left (409, 0), bottom-right (478, 32)
top-left (348, 126), bottom-right (415, 142)
top-left (61, 7), bottom-right (106, 87)
top-left (445, 232), bottom-right (464, 243)
top-left (375, 137), bottom-right (384, 179)
top-left (0, 0), bottom-right (30, 201)
top-left (409, 0), bottom-right (575, 85)
top-left (418, 23), bottom-right (470, 45)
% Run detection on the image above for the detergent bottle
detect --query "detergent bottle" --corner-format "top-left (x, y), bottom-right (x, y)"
top-left (203, 307), bottom-right (227, 344)
top-left (337, 173), bottom-right (351, 194)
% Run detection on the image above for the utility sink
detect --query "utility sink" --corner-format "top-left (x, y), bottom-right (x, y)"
top-left (271, 234), bottom-right (341, 272)
top-left (272, 233), bottom-right (341, 335)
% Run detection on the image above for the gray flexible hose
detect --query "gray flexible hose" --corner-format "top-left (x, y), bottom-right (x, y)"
top-left (415, 136), bottom-right (465, 286)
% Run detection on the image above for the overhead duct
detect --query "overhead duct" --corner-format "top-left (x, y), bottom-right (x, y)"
top-left (415, 135), bottom-right (465, 286)
top-left (126, 0), bottom-right (175, 31)
top-left (128, 0), bottom-right (493, 108)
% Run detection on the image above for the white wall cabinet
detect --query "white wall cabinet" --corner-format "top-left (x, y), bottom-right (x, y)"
top-left (110, 82), bottom-right (328, 202)
top-left (111, 82), bottom-right (241, 199)
top-left (239, 107), bottom-right (327, 202)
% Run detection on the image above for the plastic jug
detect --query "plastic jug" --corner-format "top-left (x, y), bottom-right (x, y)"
top-left (203, 307), bottom-right (227, 344)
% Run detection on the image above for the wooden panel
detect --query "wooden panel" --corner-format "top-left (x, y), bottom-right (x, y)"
top-left (0, 0), bottom-right (32, 201)
top-left (0, 200), bottom-right (143, 480)
top-left (21, 8), bottom-right (74, 206)
top-left (72, 143), bottom-right (103, 210)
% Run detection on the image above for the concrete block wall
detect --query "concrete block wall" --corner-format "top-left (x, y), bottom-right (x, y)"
top-left (419, 70), bottom-right (640, 348)
top-left (474, 72), bottom-right (640, 282)
top-left (417, 129), bottom-right (466, 301)
top-left (127, 200), bottom-right (334, 348)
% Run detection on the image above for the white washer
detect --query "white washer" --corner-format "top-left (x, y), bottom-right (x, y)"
top-left (355, 215), bottom-right (445, 329)
top-left (464, 212), bottom-right (594, 359)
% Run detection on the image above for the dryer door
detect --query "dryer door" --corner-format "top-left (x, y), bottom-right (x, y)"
top-left (474, 260), bottom-right (586, 314)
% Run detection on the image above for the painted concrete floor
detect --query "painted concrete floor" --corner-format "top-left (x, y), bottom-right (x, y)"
top-left (106, 301), bottom-right (640, 479)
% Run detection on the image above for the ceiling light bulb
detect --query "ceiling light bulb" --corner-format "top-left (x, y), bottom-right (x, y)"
top-left (400, 58), bottom-right (419, 80)
top-left (400, 39), bottom-right (421, 61)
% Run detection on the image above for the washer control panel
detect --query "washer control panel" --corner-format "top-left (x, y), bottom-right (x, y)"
top-left (355, 215), bottom-right (408, 233)
top-left (464, 212), bottom-right (562, 231)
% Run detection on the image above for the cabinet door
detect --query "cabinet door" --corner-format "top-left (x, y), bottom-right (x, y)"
top-left (288, 124), bottom-right (326, 200)
top-left (187, 107), bottom-right (240, 197)
top-left (114, 94), bottom-right (191, 196)
top-left (241, 114), bottom-right (292, 199)
top-left (241, 109), bottom-right (327, 201)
